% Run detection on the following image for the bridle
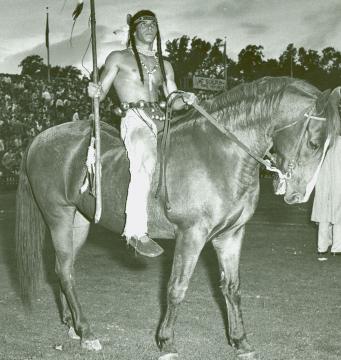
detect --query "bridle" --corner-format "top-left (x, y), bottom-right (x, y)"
top-left (156, 91), bottom-right (327, 206)
top-left (189, 98), bottom-right (327, 182)
top-left (267, 110), bottom-right (327, 194)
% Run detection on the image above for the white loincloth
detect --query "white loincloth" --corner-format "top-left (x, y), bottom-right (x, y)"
top-left (120, 108), bottom-right (157, 239)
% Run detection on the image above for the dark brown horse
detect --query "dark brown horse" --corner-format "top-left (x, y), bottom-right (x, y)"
top-left (15, 77), bottom-right (341, 359)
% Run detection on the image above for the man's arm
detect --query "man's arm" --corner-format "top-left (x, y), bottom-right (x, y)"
top-left (162, 61), bottom-right (196, 110)
top-left (88, 51), bottom-right (121, 102)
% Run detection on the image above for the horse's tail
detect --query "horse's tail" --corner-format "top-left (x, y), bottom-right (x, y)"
top-left (326, 86), bottom-right (341, 144)
top-left (15, 145), bottom-right (46, 305)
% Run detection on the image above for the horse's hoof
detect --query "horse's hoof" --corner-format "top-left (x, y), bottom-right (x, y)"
top-left (68, 327), bottom-right (81, 340)
top-left (159, 352), bottom-right (179, 360)
top-left (237, 350), bottom-right (258, 359)
top-left (81, 339), bottom-right (102, 351)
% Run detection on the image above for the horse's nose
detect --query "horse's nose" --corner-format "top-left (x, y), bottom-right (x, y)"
top-left (284, 192), bottom-right (302, 204)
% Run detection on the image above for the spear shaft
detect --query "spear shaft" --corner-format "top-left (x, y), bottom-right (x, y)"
top-left (90, 0), bottom-right (102, 223)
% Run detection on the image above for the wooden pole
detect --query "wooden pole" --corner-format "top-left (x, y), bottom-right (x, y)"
top-left (46, 7), bottom-right (51, 82)
top-left (90, 0), bottom-right (102, 223)
top-left (224, 37), bottom-right (227, 89)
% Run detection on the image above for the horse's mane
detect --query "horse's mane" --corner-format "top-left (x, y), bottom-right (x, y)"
top-left (172, 76), bottom-right (320, 132)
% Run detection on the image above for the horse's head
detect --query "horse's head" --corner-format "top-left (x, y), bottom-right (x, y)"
top-left (271, 86), bottom-right (341, 204)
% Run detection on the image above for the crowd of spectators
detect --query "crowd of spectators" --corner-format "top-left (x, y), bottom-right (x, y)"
top-left (0, 74), bottom-right (115, 182)
top-left (0, 73), bottom-right (273, 185)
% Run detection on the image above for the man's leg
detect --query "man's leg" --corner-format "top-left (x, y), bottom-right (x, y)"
top-left (317, 222), bottom-right (332, 253)
top-left (120, 110), bottom-right (163, 257)
top-left (331, 224), bottom-right (341, 254)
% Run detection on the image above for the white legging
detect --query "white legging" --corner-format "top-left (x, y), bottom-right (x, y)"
top-left (318, 222), bottom-right (341, 253)
top-left (120, 109), bottom-right (157, 239)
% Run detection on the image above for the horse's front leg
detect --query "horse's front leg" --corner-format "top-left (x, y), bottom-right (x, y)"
top-left (157, 226), bottom-right (207, 360)
top-left (212, 226), bottom-right (256, 359)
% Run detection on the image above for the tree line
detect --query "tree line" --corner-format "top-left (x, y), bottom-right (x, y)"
top-left (17, 36), bottom-right (341, 91)
top-left (18, 55), bottom-right (82, 80)
top-left (166, 36), bottom-right (341, 90)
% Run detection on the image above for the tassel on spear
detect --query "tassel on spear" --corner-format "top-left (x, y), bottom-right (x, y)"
top-left (72, 0), bottom-right (102, 223)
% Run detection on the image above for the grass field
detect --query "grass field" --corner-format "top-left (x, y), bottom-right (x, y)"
top-left (1, 179), bottom-right (341, 360)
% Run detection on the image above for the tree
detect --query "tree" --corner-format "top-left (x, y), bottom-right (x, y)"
top-left (59, 65), bottom-right (82, 80)
top-left (296, 47), bottom-right (325, 88)
top-left (165, 36), bottom-right (341, 90)
top-left (18, 55), bottom-right (46, 77)
top-left (320, 47), bottom-right (341, 89)
top-left (297, 48), bottom-right (320, 72)
top-left (320, 47), bottom-right (341, 73)
top-left (259, 58), bottom-right (281, 77)
top-left (165, 36), bottom-right (236, 89)
top-left (278, 43), bottom-right (297, 77)
top-left (18, 55), bottom-right (83, 80)
top-left (165, 35), bottom-right (213, 87)
top-left (237, 45), bottom-right (264, 81)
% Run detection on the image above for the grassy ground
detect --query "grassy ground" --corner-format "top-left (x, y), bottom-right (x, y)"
top-left (1, 180), bottom-right (341, 360)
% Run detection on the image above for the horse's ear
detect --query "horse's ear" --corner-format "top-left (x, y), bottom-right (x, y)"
top-left (316, 89), bottom-right (331, 114)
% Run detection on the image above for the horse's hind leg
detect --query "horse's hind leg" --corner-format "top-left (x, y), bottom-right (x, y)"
top-left (58, 211), bottom-right (90, 340)
top-left (157, 226), bottom-right (207, 359)
top-left (49, 208), bottom-right (101, 351)
top-left (212, 226), bottom-right (256, 359)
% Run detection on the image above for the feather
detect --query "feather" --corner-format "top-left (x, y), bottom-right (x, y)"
top-left (113, 25), bottom-right (129, 46)
top-left (72, 0), bottom-right (84, 20)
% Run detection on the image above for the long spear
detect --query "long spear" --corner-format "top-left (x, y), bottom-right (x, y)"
top-left (89, 0), bottom-right (102, 223)
top-left (73, 0), bottom-right (102, 223)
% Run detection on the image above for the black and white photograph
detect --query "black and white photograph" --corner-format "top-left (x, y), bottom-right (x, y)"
top-left (1, 1), bottom-right (341, 359)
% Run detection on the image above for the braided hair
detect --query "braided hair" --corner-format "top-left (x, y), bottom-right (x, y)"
top-left (127, 10), bottom-right (167, 85)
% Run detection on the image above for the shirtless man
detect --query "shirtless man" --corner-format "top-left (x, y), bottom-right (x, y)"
top-left (88, 9), bottom-right (196, 257)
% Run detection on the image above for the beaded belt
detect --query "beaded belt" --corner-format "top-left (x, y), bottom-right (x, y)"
top-left (113, 100), bottom-right (166, 121)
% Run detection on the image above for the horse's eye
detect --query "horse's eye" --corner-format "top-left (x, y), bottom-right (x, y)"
top-left (308, 140), bottom-right (319, 151)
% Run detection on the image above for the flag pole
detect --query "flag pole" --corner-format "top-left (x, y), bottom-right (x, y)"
top-left (45, 6), bottom-right (51, 82)
top-left (224, 36), bottom-right (227, 90)
top-left (89, 0), bottom-right (102, 223)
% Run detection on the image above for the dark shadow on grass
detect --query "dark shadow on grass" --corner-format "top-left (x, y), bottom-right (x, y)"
top-left (87, 224), bottom-right (151, 270)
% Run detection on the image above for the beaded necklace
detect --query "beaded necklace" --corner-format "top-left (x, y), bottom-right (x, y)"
top-left (129, 47), bottom-right (159, 92)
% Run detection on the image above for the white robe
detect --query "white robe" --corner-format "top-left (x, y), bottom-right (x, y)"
top-left (311, 136), bottom-right (341, 224)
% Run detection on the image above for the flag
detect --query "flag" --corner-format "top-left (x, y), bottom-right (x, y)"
top-left (72, 0), bottom-right (84, 20)
top-left (45, 10), bottom-right (49, 48)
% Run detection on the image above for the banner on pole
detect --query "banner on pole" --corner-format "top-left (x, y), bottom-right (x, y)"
top-left (192, 76), bottom-right (225, 91)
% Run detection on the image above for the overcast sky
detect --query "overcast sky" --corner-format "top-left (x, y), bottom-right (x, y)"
top-left (1, 0), bottom-right (341, 74)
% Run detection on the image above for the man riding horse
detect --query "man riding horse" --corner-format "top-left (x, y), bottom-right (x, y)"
top-left (88, 9), bottom-right (196, 257)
